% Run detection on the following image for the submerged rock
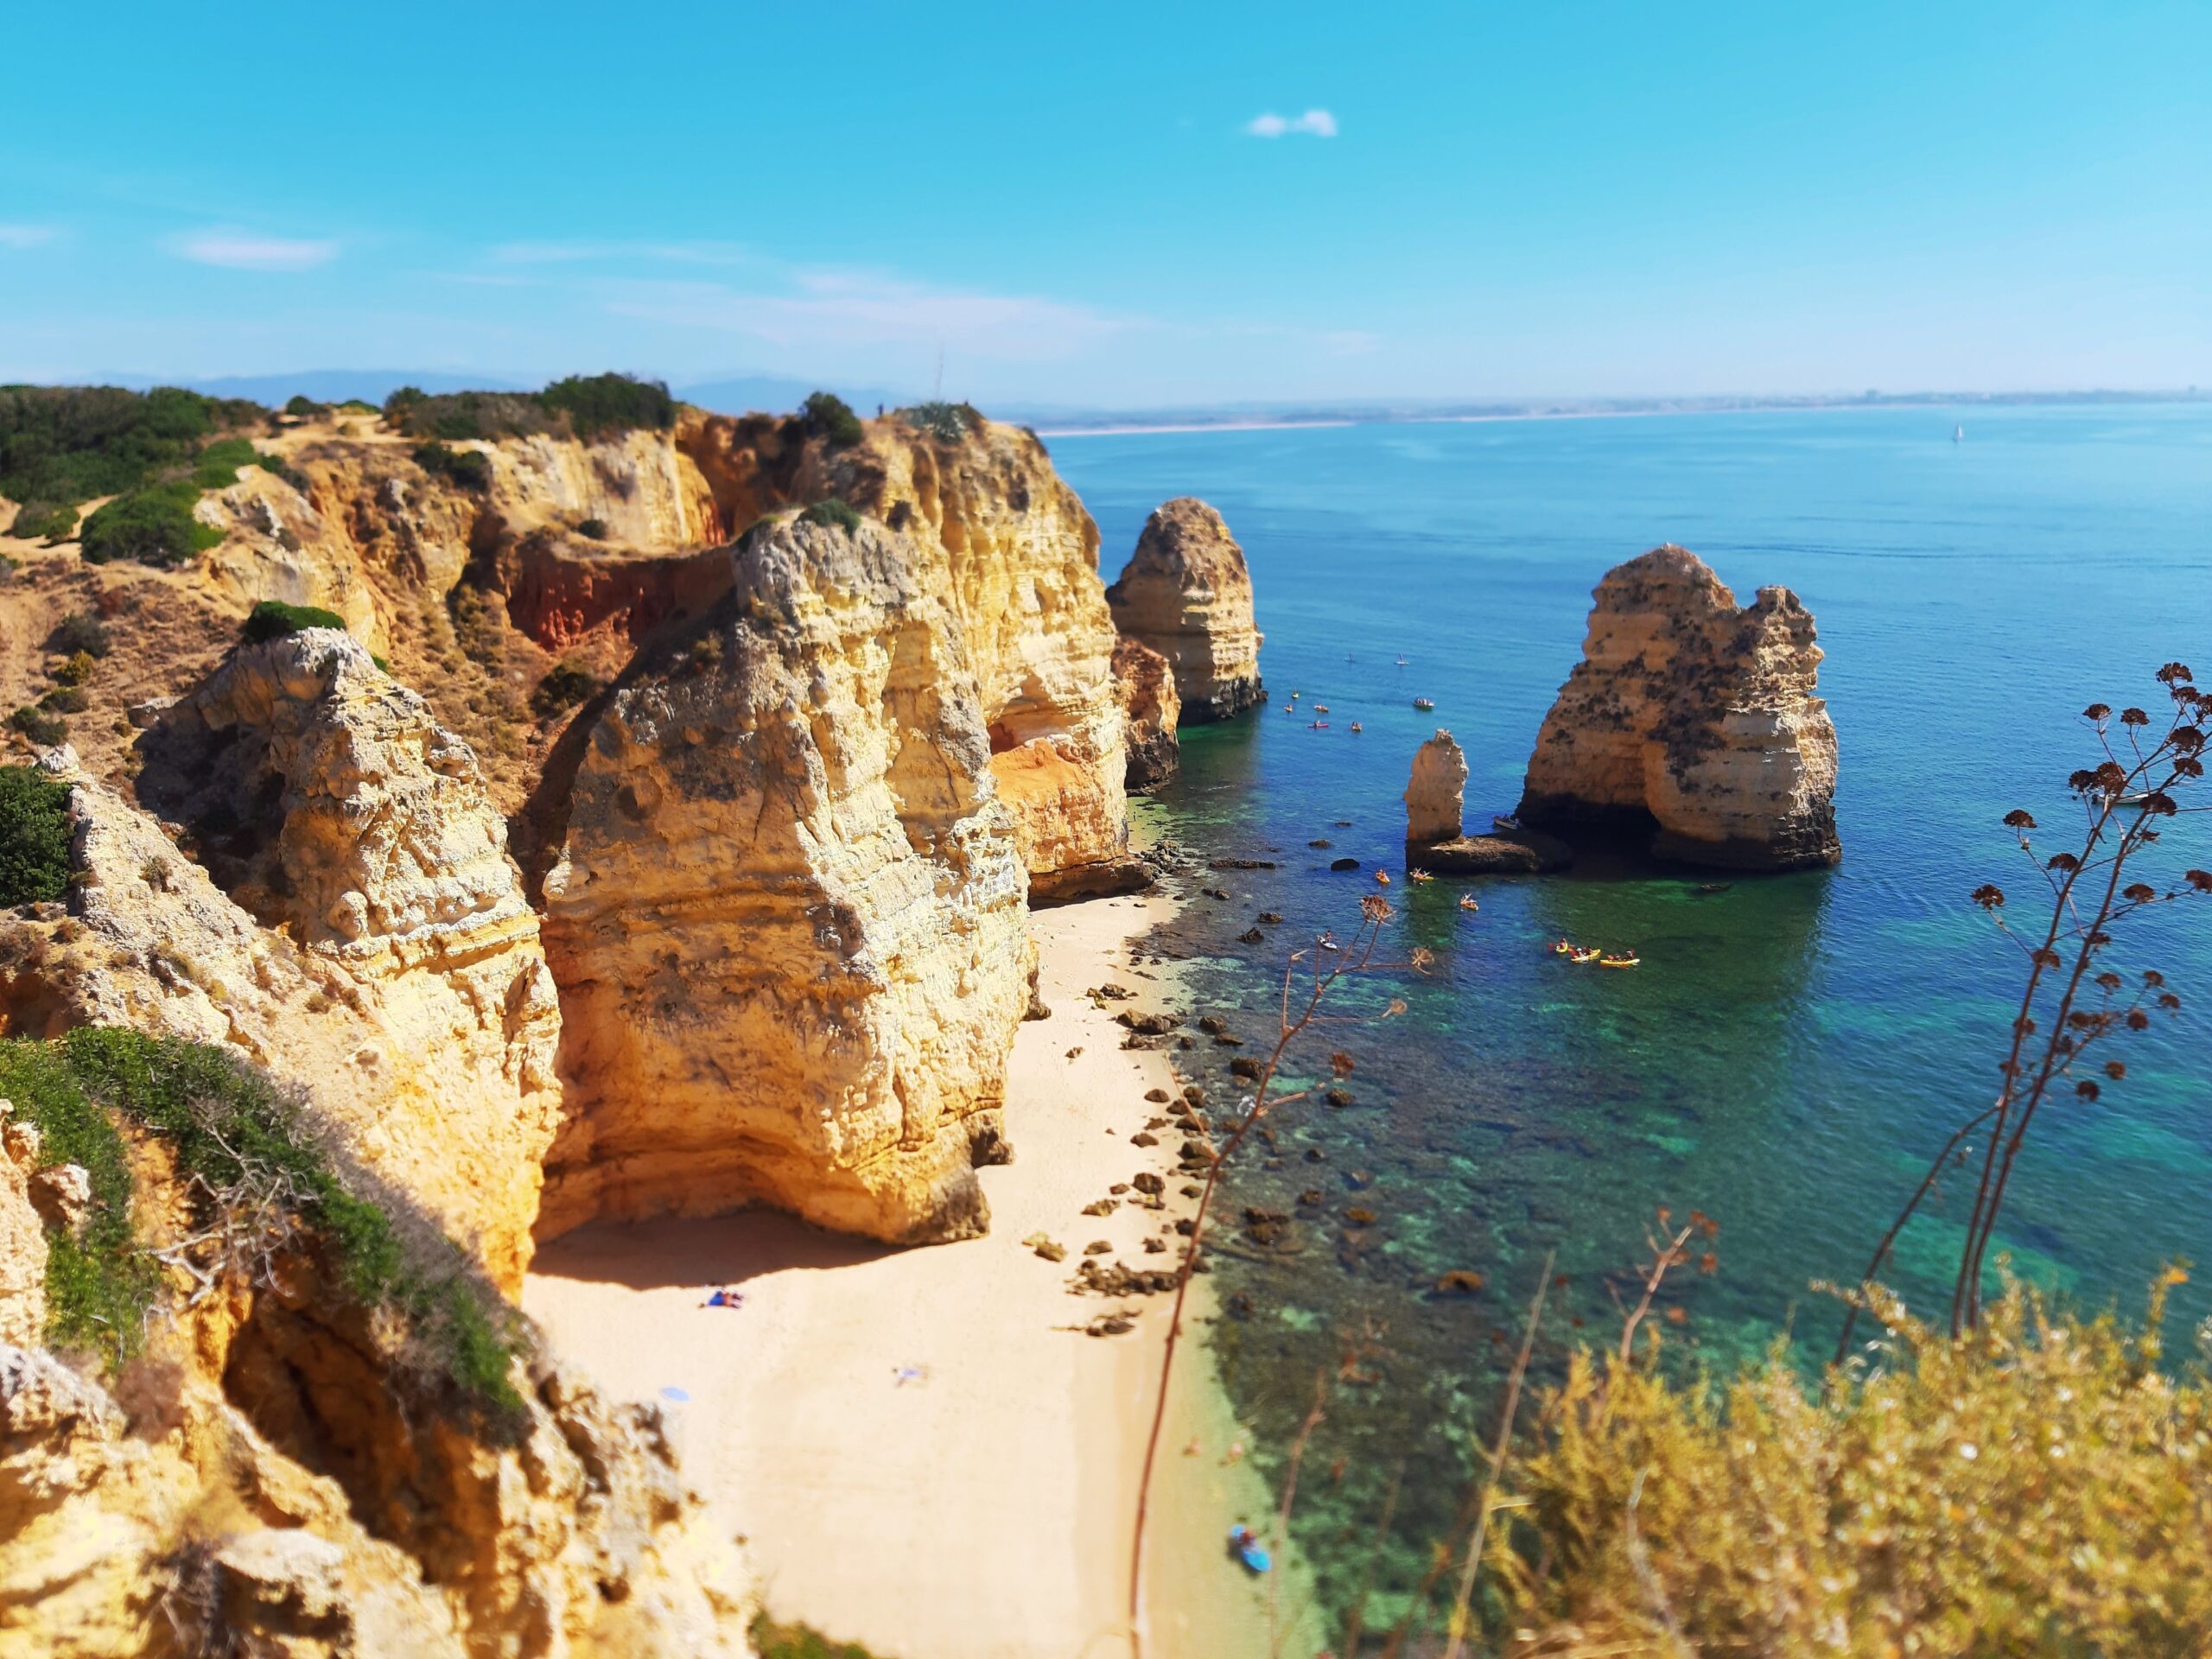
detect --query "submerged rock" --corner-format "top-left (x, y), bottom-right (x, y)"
top-left (1105, 498), bottom-right (1265, 721)
top-left (1516, 546), bottom-right (1840, 870)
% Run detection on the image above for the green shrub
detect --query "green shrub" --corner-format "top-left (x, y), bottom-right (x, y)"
top-left (189, 435), bottom-right (264, 488)
top-left (0, 764), bottom-right (72, 905)
top-left (802, 391), bottom-right (864, 448)
top-left (0, 384), bottom-right (236, 507)
top-left (48, 612), bottom-right (111, 658)
top-left (1497, 1274), bottom-right (2212, 1654)
top-left (1, 1030), bottom-right (525, 1410)
top-left (10, 501), bottom-right (76, 541)
top-left (893, 401), bottom-right (983, 443)
top-left (242, 600), bottom-right (348, 644)
top-left (39, 686), bottom-right (87, 715)
top-left (530, 661), bottom-right (601, 718)
top-left (283, 394), bottom-right (327, 418)
top-left (575, 517), bottom-right (607, 541)
top-left (798, 498), bottom-right (862, 533)
top-left (538, 372), bottom-right (676, 437)
top-left (749, 1613), bottom-right (886, 1659)
top-left (412, 442), bottom-right (493, 492)
top-left (9, 705), bottom-right (67, 746)
top-left (338, 398), bottom-right (378, 413)
top-left (79, 481), bottom-right (226, 566)
top-left (51, 649), bottom-right (96, 687)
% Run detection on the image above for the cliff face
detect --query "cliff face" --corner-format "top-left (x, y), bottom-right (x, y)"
top-left (1114, 637), bottom-right (1180, 791)
top-left (1104, 497), bottom-right (1264, 721)
top-left (118, 634), bottom-right (562, 1291)
top-left (537, 517), bottom-right (1033, 1244)
top-left (678, 412), bottom-right (1139, 892)
top-left (1516, 546), bottom-right (1840, 871)
top-left (1405, 730), bottom-right (1469, 842)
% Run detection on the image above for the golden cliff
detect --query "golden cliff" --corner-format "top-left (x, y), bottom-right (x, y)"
top-left (1104, 497), bottom-right (1264, 721)
top-left (1516, 545), bottom-right (1840, 870)
top-left (537, 515), bottom-right (1033, 1244)
top-left (677, 410), bottom-right (1142, 897)
top-left (1113, 637), bottom-right (1180, 791)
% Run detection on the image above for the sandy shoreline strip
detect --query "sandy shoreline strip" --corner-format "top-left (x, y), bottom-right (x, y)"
top-left (526, 891), bottom-right (1312, 1659)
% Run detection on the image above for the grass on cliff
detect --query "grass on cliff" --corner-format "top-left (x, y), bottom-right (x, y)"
top-left (384, 372), bottom-right (676, 442)
top-left (411, 440), bottom-right (493, 491)
top-left (801, 390), bottom-right (864, 448)
top-left (750, 1612), bottom-right (889, 1659)
top-left (892, 400), bottom-right (983, 443)
top-left (242, 599), bottom-right (349, 643)
top-left (0, 1030), bottom-right (523, 1413)
top-left (0, 765), bottom-right (72, 906)
top-left (798, 497), bottom-right (863, 533)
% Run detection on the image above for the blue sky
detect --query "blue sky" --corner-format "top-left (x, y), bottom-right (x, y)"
top-left (2, 2), bottom-right (2205, 408)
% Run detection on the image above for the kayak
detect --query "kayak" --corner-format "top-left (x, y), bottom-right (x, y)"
top-left (1229, 1527), bottom-right (1273, 1573)
top-left (1599, 955), bottom-right (1641, 969)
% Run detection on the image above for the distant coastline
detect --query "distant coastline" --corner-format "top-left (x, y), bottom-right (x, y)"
top-left (1032, 386), bottom-right (2208, 438)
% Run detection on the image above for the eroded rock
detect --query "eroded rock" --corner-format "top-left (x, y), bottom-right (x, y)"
top-left (1105, 498), bottom-right (1264, 721)
top-left (1114, 636), bottom-right (1181, 791)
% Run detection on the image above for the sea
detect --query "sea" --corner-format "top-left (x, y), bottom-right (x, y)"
top-left (1047, 403), bottom-right (2212, 1632)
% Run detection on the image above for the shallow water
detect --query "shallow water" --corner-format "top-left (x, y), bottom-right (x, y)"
top-left (1050, 404), bottom-right (2212, 1630)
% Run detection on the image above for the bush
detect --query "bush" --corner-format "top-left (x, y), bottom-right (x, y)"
top-left (530, 661), bottom-right (601, 718)
top-left (798, 498), bottom-right (862, 533)
top-left (575, 517), bottom-right (607, 541)
top-left (0, 384), bottom-right (232, 507)
top-left (894, 401), bottom-right (984, 443)
top-left (412, 442), bottom-right (493, 491)
top-left (538, 372), bottom-right (676, 437)
top-left (189, 435), bottom-right (264, 488)
top-left (802, 391), bottom-right (864, 448)
top-left (40, 686), bottom-right (87, 715)
top-left (749, 1613), bottom-right (884, 1659)
top-left (283, 394), bottom-right (327, 418)
top-left (0, 1029), bottom-right (525, 1410)
top-left (0, 763), bottom-right (72, 905)
top-left (51, 649), bottom-right (96, 687)
top-left (242, 600), bottom-right (348, 644)
top-left (79, 481), bottom-right (225, 566)
top-left (10, 501), bottom-right (76, 541)
top-left (47, 611), bottom-right (111, 658)
top-left (1497, 1275), bottom-right (2212, 1654)
top-left (9, 705), bottom-right (67, 746)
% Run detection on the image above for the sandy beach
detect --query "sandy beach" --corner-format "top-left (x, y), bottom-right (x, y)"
top-left (526, 891), bottom-right (1316, 1659)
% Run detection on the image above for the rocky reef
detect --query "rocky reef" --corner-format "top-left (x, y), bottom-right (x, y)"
top-left (1402, 729), bottom-right (1573, 874)
top-left (537, 516), bottom-right (1033, 1244)
top-left (1105, 497), bottom-right (1264, 721)
top-left (1516, 546), bottom-right (1840, 871)
top-left (1114, 637), bottom-right (1181, 791)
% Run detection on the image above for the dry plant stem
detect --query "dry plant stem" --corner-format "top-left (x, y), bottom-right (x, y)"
top-left (1125, 912), bottom-right (1389, 1659)
top-left (1441, 1249), bottom-right (1554, 1659)
top-left (1831, 1103), bottom-right (2001, 1365)
top-left (1339, 1459), bottom-right (1405, 1659)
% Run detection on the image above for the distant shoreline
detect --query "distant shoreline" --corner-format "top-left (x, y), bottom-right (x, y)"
top-left (1033, 390), bottom-right (2207, 439)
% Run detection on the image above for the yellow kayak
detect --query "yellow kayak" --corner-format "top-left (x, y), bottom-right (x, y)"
top-left (1599, 954), bottom-right (1641, 969)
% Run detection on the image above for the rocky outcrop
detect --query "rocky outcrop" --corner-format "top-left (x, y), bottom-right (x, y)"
top-left (0, 1114), bottom-right (47, 1348)
top-left (1405, 730), bottom-right (1470, 842)
top-left (1516, 546), bottom-right (1840, 871)
top-left (103, 632), bottom-right (562, 1291)
top-left (1105, 498), bottom-right (1264, 721)
top-left (499, 535), bottom-right (733, 651)
top-left (678, 410), bottom-right (1141, 893)
top-left (537, 517), bottom-right (1033, 1244)
top-left (1114, 637), bottom-right (1180, 791)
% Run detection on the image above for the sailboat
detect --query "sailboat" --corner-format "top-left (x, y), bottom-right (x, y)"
top-left (1952, 423), bottom-right (1964, 443)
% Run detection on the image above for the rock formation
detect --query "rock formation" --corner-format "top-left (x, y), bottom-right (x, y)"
top-left (1402, 729), bottom-right (1573, 875)
top-left (1114, 637), bottom-right (1181, 791)
top-left (1516, 546), bottom-right (1840, 870)
top-left (1105, 498), bottom-right (1264, 721)
top-left (678, 410), bottom-right (1144, 897)
top-left (537, 516), bottom-right (1033, 1244)
top-left (116, 633), bottom-right (562, 1291)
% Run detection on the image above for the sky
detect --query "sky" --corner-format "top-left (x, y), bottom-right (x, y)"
top-left (2, 2), bottom-right (2206, 410)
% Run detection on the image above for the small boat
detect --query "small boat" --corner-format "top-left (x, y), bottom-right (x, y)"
top-left (1952, 423), bottom-right (1964, 443)
top-left (1550, 938), bottom-right (1577, 956)
top-left (1314, 704), bottom-right (1329, 714)
top-left (1349, 721), bottom-right (1363, 733)
top-left (1493, 813), bottom-right (1520, 831)
top-left (1413, 697), bottom-right (1435, 712)
top-left (1459, 895), bottom-right (1479, 912)
top-left (1598, 954), bottom-right (1641, 969)
top-left (1408, 870), bottom-right (1433, 883)
top-left (1229, 1525), bottom-right (1272, 1575)
top-left (1395, 655), bottom-right (1408, 666)
top-left (1569, 947), bottom-right (1602, 965)
top-left (1308, 720), bottom-right (1329, 729)
top-left (1374, 870), bottom-right (1391, 885)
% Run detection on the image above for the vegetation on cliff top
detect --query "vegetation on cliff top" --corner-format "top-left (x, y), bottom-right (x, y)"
top-left (241, 599), bottom-right (349, 644)
top-left (801, 390), bottom-right (865, 448)
top-left (0, 1030), bottom-right (524, 1414)
top-left (411, 440), bottom-right (493, 491)
top-left (798, 497), bottom-right (864, 533)
top-left (893, 400), bottom-right (984, 443)
top-left (383, 372), bottom-right (676, 442)
top-left (0, 764), bottom-right (72, 906)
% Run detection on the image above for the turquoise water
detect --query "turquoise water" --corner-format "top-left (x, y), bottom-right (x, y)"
top-left (1049, 404), bottom-right (2212, 1629)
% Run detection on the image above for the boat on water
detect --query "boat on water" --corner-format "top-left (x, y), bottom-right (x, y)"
top-left (1413, 697), bottom-right (1435, 711)
top-left (1309, 720), bottom-right (1329, 728)
top-left (1408, 869), bottom-right (1433, 883)
top-left (1349, 721), bottom-right (1363, 733)
top-left (1459, 894), bottom-right (1479, 912)
top-left (1314, 704), bottom-right (1329, 714)
top-left (1374, 870), bottom-right (1391, 885)
top-left (1395, 655), bottom-right (1408, 666)
top-left (1953, 423), bottom-right (1965, 443)
top-left (1598, 953), bottom-right (1641, 969)
top-left (1568, 947), bottom-right (1602, 964)
top-left (1229, 1526), bottom-right (1272, 1575)
top-left (1493, 813), bottom-right (1520, 831)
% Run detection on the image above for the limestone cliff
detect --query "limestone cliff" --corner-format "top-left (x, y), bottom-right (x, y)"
top-left (1114, 637), bottom-right (1180, 791)
top-left (1104, 497), bottom-right (1264, 721)
top-left (1516, 546), bottom-right (1840, 870)
top-left (678, 410), bottom-right (1141, 893)
top-left (1401, 728), bottom-right (1573, 875)
top-left (1404, 730), bottom-right (1469, 842)
top-left (537, 516), bottom-right (1033, 1244)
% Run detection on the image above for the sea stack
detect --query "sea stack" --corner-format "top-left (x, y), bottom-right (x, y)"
top-left (1403, 730), bottom-right (1573, 874)
top-left (1115, 636), bottom-right (1182, 791)
top-left (1516, 545), bottom-right (1840, 870)
top-left (1105, 497), bottom-right (1264, 721)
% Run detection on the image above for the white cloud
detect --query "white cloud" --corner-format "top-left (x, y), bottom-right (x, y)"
top-left (1246, 109), bottom-right (1338, 139)
top-left (0, 224), bottom-right (56, 248)
top-left (490, 239), bottom-right (750, 267)
top-left (168, 230), bottom-right (339, 271)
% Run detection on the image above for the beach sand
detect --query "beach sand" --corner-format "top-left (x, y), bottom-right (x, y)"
top-left (525, 891), bottom-right (1318, 1659)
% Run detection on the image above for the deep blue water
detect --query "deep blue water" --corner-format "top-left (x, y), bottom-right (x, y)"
top-left (1048, 404), bottom-right (2212, 1627)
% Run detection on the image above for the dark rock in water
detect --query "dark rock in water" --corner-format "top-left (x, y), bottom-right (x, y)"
top-left (1030, 855), bottom-right (1156, 905)
top-left (1343, 1205), bottom-right (1377, 1226)
top-left (1212, 1033), bottom-right (1244, 1047)
top-left (1405, 826), bottom-right (1574, 875)
top-left (1230, 1057), bottom-right (1265, 1080)
top-left (1210, 856), bottom-right (1278, 870)
top-left (1181, 1084), bottom-right (1206, 1106)
top-left (1304, 1147), bottom-right (1325, 1162)
top-left (1434, 1269), bottom-right (1484, 1295)
top-left (1325, 1086), bottom-right (1353, 1108)
top-left (1329, 856), bottom-right (1360, 872)
top-left (1198, 1014), bottom-right (1229, 1035)
top-left (1257, 911), bottom-right (1283, 924)
top-left (1202, 886), bottom-right (1231, 900)
top-left (1238, 926), bottom-right (1265, 944)
top-left (1309, 839), bottom-right (1332, 849)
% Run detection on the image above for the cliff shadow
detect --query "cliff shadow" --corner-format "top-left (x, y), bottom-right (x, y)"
top-left (528, 1208), bottom-right (899, 1292)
